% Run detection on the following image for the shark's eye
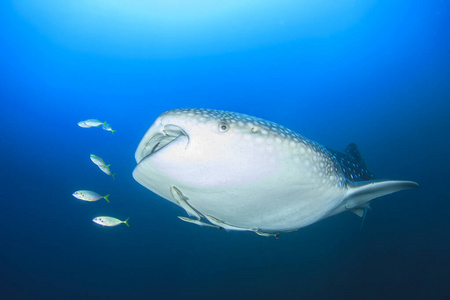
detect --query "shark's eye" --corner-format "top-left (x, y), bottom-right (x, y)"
top-left (218, 122), bottom-right (229, 133)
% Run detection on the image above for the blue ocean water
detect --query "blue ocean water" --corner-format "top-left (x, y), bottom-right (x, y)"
top-left (1, 0), bottom-right (449, 299)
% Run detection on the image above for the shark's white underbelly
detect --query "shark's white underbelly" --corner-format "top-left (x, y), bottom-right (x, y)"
top-left (133, 138), bottom-right (347, 231)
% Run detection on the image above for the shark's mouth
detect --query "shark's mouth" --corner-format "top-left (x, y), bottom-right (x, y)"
top-left (138, 124), bottom-right (188, 163)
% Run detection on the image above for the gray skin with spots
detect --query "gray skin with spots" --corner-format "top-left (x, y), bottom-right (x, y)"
top-left (133, 108), bottom-right (418, 236)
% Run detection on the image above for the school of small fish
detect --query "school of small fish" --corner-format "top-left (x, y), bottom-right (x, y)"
top-left (73, 119), bottom-right (129, 228)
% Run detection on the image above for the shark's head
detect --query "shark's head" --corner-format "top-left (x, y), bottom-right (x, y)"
top-left (135, 108), bottom-right (245, 164)
top-left (134, 108), bottom-right (294, 193)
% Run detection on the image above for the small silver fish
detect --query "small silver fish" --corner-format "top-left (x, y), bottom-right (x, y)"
top-left (78, 119), bottom-right (106, 128)
top-left (90, 154), bottom-right (116, 180)
top-left (72, 190), bottom-right (110, 203)
top-left (102, 123), bottom-right (117, 135)
top-left (77, 121), bottom-right (91, 128)
top-left (93, 216), bottom-right (129, 227)
top-left (90, 154), bottom-right (106, 166)
top-left (99, 164), bottom-right (116, 180)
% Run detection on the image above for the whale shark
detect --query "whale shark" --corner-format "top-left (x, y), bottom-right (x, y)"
top-left (133, 108), bottom-right (418, 237)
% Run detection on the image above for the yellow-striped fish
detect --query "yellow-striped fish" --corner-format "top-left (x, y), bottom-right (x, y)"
top-left (72, 190), bottom-right (110, 203)
top-left (93, 216), bottom-right (129, 227)
top-left (90, 154), bottom-right (115, 180)
top-left (78, 119), bottom-right (106, 128)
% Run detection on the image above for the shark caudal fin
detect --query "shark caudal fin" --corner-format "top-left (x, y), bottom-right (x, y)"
top-left (360, 208), bottom-right (368, 231)
top-left (323, 180), bottom-right (419, 223)
top-left (345, 180), bottom-right (419, 210)
top-left (350, 202), bottom-right (371, 217)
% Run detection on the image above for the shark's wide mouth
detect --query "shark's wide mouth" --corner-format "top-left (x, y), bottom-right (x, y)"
top-left (138, 124), bottom-right (188, 163)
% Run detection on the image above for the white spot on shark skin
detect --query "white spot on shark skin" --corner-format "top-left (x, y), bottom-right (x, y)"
top-left (266, 145), bottom-right (274, 153)
top-left (133, 108), bottom-right (419, 236)
top-left (255, 137), bottom-right (264, 144)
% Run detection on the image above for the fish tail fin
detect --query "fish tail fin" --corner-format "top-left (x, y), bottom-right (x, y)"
top-left (104, 194), bottom-right (110, 203)
top-left (112, 173), bottom-right (116, 181)
top-left (112, 130), bottom-right (116, 135)
top-left (124, 217), bottom-right (130, 227)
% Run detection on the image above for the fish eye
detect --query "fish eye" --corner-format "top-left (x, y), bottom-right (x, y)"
top-left (218, 122), bottom-right (229, 133)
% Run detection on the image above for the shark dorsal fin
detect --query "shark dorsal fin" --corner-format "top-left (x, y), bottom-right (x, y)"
top-left (345, 143), bottom-right (367, 169)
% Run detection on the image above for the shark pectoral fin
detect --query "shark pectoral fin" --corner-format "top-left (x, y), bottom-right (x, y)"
top-left (177, 216), bottom-right (220, 229)
top-left (170, 186), bottom-right (201, 219)
top-left (345, 180), bottom-right (419, 209)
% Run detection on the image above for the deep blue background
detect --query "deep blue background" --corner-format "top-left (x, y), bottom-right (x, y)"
top-left (1, 1), bottom-right (449, 299)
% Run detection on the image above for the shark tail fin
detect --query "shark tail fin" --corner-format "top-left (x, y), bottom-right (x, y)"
top-left (350, 202), bottom-right (371, 217)
top-left (345, 180), bottom-right (419, 210)
top-left (360, 208), bottom-right (368, 231)
top-left (104, 194), bottom-right (110, 203)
